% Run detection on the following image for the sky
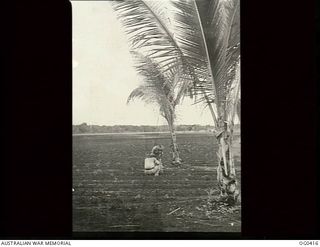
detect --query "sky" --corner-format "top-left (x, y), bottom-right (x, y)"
top-left (72, 1), bottom-right (215, 126)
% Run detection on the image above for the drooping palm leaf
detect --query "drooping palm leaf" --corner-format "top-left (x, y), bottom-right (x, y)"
top-left (114, 0), bottom-right (240, 125)
top-left (171, 1), bottom-right (209, 70)
top-left (113, 0), bottom-right (214, 111)
top-left (168, 0), bottom-right (241, 123)
top-left (170, 0), bottom-right (216, 113)
top-left (226, 0), bottom-right (240, 60)
top-left (112, 0), bottom-right (182, 79)
top-left (195, 0), bottom-right (240, 117)
top-left (225, 59), bottom-right (240, 123)
top-left (127, 52), bottom-right (189, 123)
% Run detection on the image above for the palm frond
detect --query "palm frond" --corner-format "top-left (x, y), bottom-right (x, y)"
top-left (171, 0), bottom-right (209, 70)
top-left (112, 0), bottom-right (181, 78)
top-left (167, 0), bottom-right (219, 116)
top-left (194, 0), bottom-right (240, 117)
top-left (114, 0), bottom-right (240, 124)
top-left (227, 0), bottom-right (240, 60)
top-left (113, 0), bottom-right (213, 112)
top-left (225, 59), bottom-right (240, 123)
top-left (127, 85), bottom-right (158, 105)
top-left (127, 52), bottom-right (175, 120)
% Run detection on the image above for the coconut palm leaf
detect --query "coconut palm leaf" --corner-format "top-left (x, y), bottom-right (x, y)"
top-left (170, 0), bottom-right (216, 111)
top-left (114, 0), bottom-right (240, 124)
top-left (171, 0), bottom-right (240, 124)
top-left (112, 0), bottom-right (181, 79)
top-left (195, 0), bottom-right (240, 116)
top-left (168, 0), bottom-right (240, 121)
top-left (113, 0), bottom-right (213, 110)
top-left (225, 59), bottom-right (240, 123)
top-left (171, 1), bottom-right (209, 70)
top-left (128, 52), bottom-right (189, 121)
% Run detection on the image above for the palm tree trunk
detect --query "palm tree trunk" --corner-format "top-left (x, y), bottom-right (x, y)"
top-left (166, 115), bottom-right (182, 165)
top-left (201, 93), bottom-right (239, 204)
top-left (215, 121), bottom-right (239, 205)
top-left (169, 126), bottom-right (181, 165)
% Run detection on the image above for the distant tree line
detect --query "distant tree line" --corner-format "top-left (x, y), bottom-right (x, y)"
top-left (73, 123), bottom-right (240, 134)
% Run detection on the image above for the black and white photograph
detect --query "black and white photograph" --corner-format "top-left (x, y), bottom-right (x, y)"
top-left (72, 0), bottom-right (241, 232)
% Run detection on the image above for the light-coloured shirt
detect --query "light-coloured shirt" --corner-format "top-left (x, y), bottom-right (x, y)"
top-left (144, 157), bottom-right (161, 170)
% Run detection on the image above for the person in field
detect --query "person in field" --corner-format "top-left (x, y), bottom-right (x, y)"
top-left (144, 145), bottom-right (164, 176)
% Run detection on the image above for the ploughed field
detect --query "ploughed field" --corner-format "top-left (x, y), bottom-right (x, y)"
top-left (73, 132), bottom-right (241, 232)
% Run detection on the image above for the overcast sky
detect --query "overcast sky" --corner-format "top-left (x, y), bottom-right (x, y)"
top-left (72, 1), bottom-right (215, 126)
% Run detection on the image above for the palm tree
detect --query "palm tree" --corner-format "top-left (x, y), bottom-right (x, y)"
top-left (112, 0), bottom-right (240, 203)
top-left (192, 0), bottom-right (240, 204)
top-left (127, 52), bottom-right (183, 164)
top-left (166, 0), bottom-right (241, 204)
top-left (112, 0), bottom-right (197, 165)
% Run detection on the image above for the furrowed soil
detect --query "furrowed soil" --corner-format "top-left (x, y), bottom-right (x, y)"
top-left (73, 132), bottom-right (241, 232)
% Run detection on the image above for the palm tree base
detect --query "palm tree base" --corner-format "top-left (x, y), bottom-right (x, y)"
top-left (171, 158), bottom-right (182, 166)
top-left (217, 177), bottom-right (240, 206)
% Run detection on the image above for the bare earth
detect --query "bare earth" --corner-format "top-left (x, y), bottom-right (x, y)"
top-left (73, 132), bottom-right (241, 232)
